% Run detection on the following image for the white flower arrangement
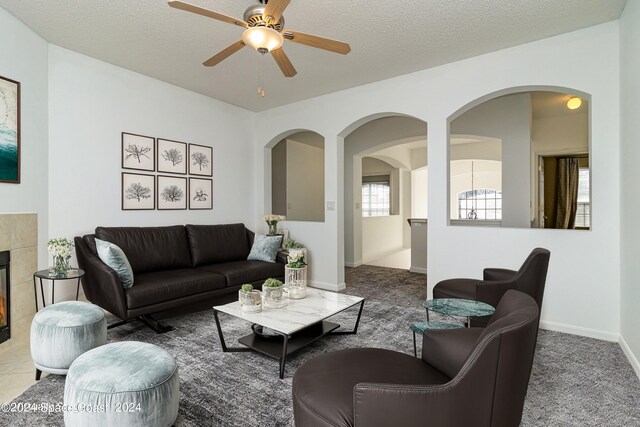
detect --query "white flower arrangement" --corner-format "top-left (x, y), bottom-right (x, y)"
top-left (47, 238), bottom-right (74, 258)
top-left (263, 214), bottom-right (286, 224)
top-left (287, 249), bottom-right (307, 268)
top-left (264, 214), bottom-right (286, 236)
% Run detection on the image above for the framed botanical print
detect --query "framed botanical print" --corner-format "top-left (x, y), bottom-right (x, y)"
top-left (122, 132), bottom-right (155, 171)
top-left (122, 173), bottom-right (155, 210)
top-left (157, 139), bottom-right (187, 174)
top-left (189, 177), bottom-right (213, 210)
top-left (0, 75), bottom-right (20, 184)
top-left (188, 143), bottom-right (213, 177)
top-left (157, 175), bottom-right (187, 210)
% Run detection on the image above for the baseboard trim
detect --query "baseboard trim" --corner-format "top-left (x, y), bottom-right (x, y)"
top-left (344, 261), bottom-right (363, 268)
top-left (409, 267), bottom-right (427, 274)
top-left (309, 281), bottom-right (346, 292)
top-left (619, 335), bottom-right (640, 381)
top-left (539, 320), bottom-right (619, 342)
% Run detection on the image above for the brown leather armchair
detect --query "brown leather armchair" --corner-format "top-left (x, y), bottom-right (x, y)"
top-left (432, 247), bottom-right (550, 326)
top-left (292, 290), bottom-right (539, 427)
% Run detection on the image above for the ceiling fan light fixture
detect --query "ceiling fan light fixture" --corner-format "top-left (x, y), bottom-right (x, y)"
top-left (567, 97), bottom-right (582, 110)
top-left (242, 27), bottom-right (283, 53)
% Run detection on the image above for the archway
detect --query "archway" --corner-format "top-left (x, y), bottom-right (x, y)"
top-left (340, 114), bottom-right (428, 273)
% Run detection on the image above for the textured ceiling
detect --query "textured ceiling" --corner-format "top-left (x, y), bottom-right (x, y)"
top-left (0, 0), bottom-right (625, 111)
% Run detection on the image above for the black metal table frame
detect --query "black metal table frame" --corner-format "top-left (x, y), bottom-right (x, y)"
top-left (32, 270), bottom-right (84, 312)
top-left (213, 299), bottom-right (365, 379)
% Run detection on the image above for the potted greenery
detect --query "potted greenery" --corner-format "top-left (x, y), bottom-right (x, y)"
top-left (239, 284), bottom-right (262, 312)
top-left (283, 239), bottom-right (304, 250)
top-left (285, 249), bottom-right (307, 299)
top-left (262, 278), bottom-right (286, 308)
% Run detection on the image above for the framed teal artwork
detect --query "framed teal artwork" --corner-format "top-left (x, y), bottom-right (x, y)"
top-left (0, 75), bottom-right (20, 184)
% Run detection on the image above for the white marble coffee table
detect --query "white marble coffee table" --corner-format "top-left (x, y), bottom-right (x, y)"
top-left (213, 288), bottom-right (365, 378)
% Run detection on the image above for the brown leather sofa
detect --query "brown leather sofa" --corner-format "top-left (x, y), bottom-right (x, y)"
top-left (75, 223), bottom-right (285, 332)
top-left (433, 247), bottom-right (550, 326)
top-left (292, 290), bottom-right (539, 427)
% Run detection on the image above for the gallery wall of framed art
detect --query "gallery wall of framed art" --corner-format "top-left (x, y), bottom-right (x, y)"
top-left (120, 132), bottom-right (213, 210)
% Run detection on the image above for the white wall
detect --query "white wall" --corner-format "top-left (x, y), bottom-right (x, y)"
top-left (254, 22), bottom-right (621, 339)
top-left (532, 113), bottom-right (589, 153)
top-left (271, 139), bottom-right (287, 216)
top-left (411, 168), bottom-right (428, 218)
top-left (48, 45), bottom-right (256, 299)
top-left (620, 0), bottom-right (640, 376)
top-left (362, 215), bottom-right (405, 262)
top-left (286, 139), bottom-right (324, 222)
top-left (0, 8), bottom-right (49, 269)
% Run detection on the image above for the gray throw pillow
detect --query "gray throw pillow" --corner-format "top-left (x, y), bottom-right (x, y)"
top-left (95, 238), bottom-right (134, 288)
top-left (247, 235), bottom-right (283, 263)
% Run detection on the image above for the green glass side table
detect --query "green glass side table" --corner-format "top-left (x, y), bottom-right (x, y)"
top-left (424, 298), bottom-right (495, 327)
top-left (409, 321), bottom-right (464, 357)
top-left (411, 298), bottom-right (496, 358)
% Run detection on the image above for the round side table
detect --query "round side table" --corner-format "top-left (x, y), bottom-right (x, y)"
top-left (423, 298), bottom-right (495, 327)
top-left (32, 269), bottom-right (85, 312)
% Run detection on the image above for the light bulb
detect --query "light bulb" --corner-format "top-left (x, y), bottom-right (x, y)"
top-left (242, 27), bottom-right (283, 53)
top-left (567, 97), bottom-right (582, 110)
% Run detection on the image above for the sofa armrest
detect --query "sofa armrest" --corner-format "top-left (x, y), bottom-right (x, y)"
top-left (483, 268), bottom-right (517, 282)
top-left (354, 383), bottom-right (447, 427)
top-left (353, 379), bottom-right (492, 427)
top-left (276, 249), bottom-right (288, 265)
top-left (75, 236), bottom-right (128, 320)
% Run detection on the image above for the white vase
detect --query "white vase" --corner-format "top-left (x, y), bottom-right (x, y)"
top-left (263, 285), bottom-right (286, 308)
top-left (285, 265), bottom-right (307, 299)
top-left (239, 290), bottom-right (262, 312)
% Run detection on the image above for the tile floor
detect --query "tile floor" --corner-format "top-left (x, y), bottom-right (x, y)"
top-left (0, 338), bottom-right (37, 404)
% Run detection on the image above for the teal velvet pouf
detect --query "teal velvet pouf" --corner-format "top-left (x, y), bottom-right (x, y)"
top-left (64, 341), bottom-right (179, 427)
top-left (30, 301), bottom-right (107, 375)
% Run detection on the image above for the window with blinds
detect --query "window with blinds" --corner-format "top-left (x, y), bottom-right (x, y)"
top-left (362, 175), bottom-right (390, 217)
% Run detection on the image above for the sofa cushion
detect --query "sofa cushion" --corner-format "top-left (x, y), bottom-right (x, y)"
top-left (198, 260), bottom-right (285, 287)
top-left (125, 269), bottom-right (226, 309)
top-left (95, 226), bottom-right (192, 274)
top-left (95, 238), bottom-right (135, 288)
top-left (185, 224), bottom-right (251, 266)
top-left (247, 234), bottom-right (283, 263)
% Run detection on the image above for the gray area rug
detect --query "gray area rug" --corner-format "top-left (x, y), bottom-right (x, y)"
top-left (4, 265), bottom-right (640, 426)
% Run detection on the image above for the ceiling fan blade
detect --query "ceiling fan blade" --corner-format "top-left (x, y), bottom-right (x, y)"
top-left (264, 0), bottom-right (290, 24)
top-left (203, 41), bottom-right (246, 67)
top-left (283, 30), bottom-right (351, 54)
top-left (272, 48), bottom-right (297, 77)
top-left (168, 1), bottom-right (248, 28)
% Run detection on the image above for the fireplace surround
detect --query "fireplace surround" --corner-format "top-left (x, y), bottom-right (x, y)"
top-left (0, 250), bottom-right (10, 344)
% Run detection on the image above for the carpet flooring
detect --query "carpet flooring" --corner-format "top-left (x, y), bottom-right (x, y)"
top-left (4, 265), bottom-right (640, 426)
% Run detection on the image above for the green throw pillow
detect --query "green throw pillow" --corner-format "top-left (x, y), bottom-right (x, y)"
top-left (95, 238), bottom-right (134, 288)
top-left (247, 235), bottom-right (283, 263)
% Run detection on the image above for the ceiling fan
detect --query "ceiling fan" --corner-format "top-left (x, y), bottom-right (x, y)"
top-left (168, 0), bottom-right (351, 79)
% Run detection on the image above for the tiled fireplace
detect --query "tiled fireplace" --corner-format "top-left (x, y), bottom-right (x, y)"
top-left (0, 250), bottom-right (10, 344)
top-left (0, 214), bottom-right (37, 348)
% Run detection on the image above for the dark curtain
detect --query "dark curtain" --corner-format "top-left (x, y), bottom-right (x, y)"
top-left (555, 157), bottom-right (580, 229)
